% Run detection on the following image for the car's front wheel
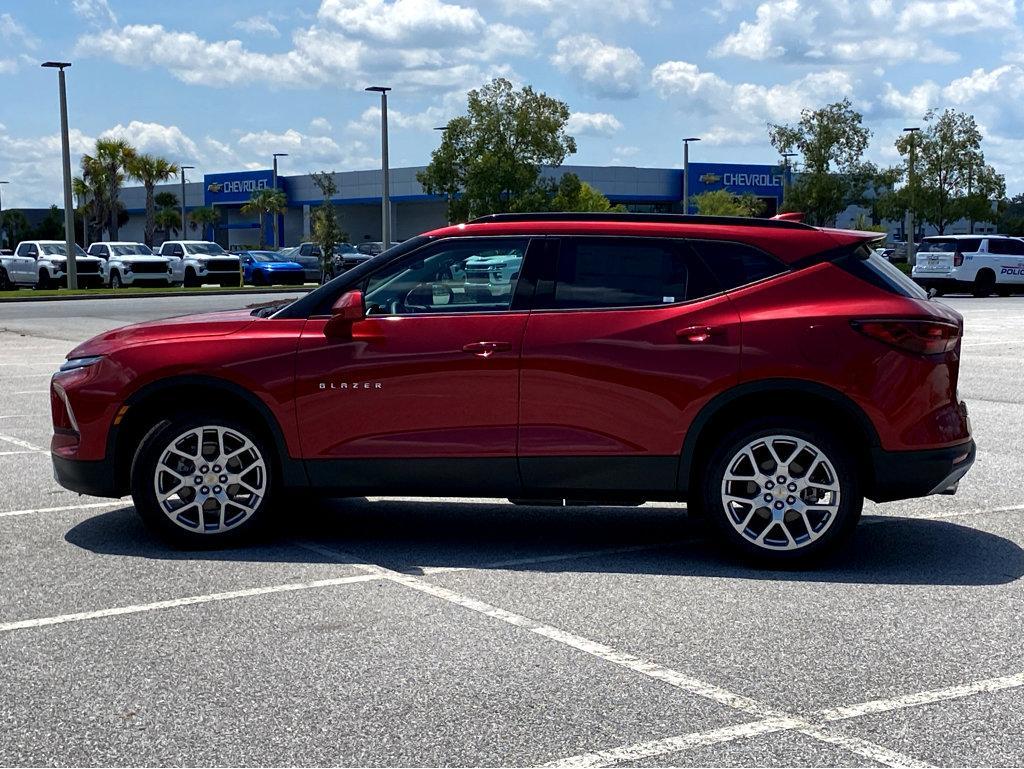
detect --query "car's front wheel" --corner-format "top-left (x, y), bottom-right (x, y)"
top-left (701, 418), bottom-right (861, 564)
top-left (131, 415), bottom-right (274, 546)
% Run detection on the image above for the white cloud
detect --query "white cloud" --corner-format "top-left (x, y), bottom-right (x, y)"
top-left (317, 0), bottom-right (484, 44)
top-left (567, 111), bottom-right (624, 137)
top-left (897, 0), bottom-right (1015, 32)
top-left (233, 16), bottom-right (281, 38)
top-left (71, 0), bottom-right (117, 27)
top-left (309, 117), bottom-right (333, 134)
top-left (0, 59), bottom-right (17, 74)
top-left (500, 0), bottom-right (666, 27)
top-left (100, 121), bottom-right (201, 160)
top-left (551, 35), bottom-right (644, 98)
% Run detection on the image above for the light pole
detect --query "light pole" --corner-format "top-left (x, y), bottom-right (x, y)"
top-left (433, 126), bottom-right (453, 225)
top-left (180, 164), bottom-right (194, 238)
top-left (903, 127), bottom-right (920, 265)
top-left (682, 137), bottom-right (700, 215)
top-left (0, 181), bottom-right (8, 250)
top-left (781, 151), bottom-right (797, 197)
top-left (42, 61), bottom-right (77, 289)
top-left (272, 152), bottom-right (288, 248)
top-left (366, 86), bottom-right (392, 246)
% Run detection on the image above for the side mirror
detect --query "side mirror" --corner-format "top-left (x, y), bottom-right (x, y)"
top-left (324, 290), bottom-right (365, 339)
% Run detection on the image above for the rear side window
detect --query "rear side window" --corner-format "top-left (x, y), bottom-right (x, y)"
top-left (689, 240), bottom-right (787, 290)
top-left (920, 238), bottom-right (981, 253)
top-left (988, 238), bottom-right (1024, 255)
top-left (550, 238), bottom-right (718, 309)
top-left (840, 245), bottom-right (928, 299)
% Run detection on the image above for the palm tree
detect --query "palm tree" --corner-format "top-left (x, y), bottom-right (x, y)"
top-left (75, 157), bottom-right (109, 244)
top-left (92, 138), bottom-right (136, 241)
top-left (1, 210), bottom-right (29, 248)
top-left (240, 188), bottom-right (287, 249)
top-left (189, 206), bottom-right (221, 241)
top-left (126, 154), bottom-right (178, 247)
top-left (154, 207), bottom-right (180, 240)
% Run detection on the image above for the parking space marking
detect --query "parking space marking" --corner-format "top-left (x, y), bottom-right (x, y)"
top-left (12, 390), bottom-right (49, 395)
top-left (298, 541), bottom-right (931, 768)
top-left (419, 542), bottom-right (687, 576)
top-left (0, 414), bottom-right (40, 419)
top-left (0, 434), bottom-right (47, 452)
top-left (0, 573), bottom-right (385, 633)
top-left (0, 449), bottom-right (48, 456)
top-left (0, 500), bottom-right (129, 519)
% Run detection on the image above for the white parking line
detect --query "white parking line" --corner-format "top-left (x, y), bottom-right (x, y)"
top-left (12, 390), bottom-right (49, 395)
top-left (0, 449), bottom-right (47, 456)
top-left (0, 500), bottom-right (129, 519)
top-left (298, 541), bottom-right (931, 768)
top-left (0, 434), bottom-right (47, 452)
top-left (0, 414), bottom-right (40, 419)
top-left (419, 542), bottom-right (685, 575)
top-left (0, 573), bottom-right (385, 633)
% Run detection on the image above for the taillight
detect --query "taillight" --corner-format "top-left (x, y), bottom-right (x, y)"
top-left (851, 319), bottom-right (961, 355)
top-left (953, 251), bottom-right (964, 267)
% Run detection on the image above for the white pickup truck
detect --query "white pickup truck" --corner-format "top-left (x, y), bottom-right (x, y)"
top-left (87, 241), bottom-right (179, 288)
top-left (911, 234), bottom-right (1024, 297)
top-left (153, 241), bottom-right (241, 287)
top-left (0, 240), bottom-right (105, 289)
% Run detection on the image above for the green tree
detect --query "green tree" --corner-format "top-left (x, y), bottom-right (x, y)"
top-left (310, 171), bottom-right (346, 281)
top-left (87, 138), bottom-right (136, 240)
top-left (892, 109), bottom-right (1005, 234)
top-left (511, 173), bottom-right (624, 213)
top-left (189, 207), bottom-right (221, 241)
top-left (125, 153), bottom-right (178, 247)
top-left (418, 78), bottom-right (577, 220)
top-left (154, 206), bottom-right (180, 240)
top-left (155, 191), bottom-right (178, 209)
top-left (240, 188), bottom-right (287, 249)
top-left (690, 189), bottom-right (766, 217)
top-left (768, 98), bottom-right (871, 226)
top-left (1, 210), bottom-right (30, 248)
top-left (996, 194), bottom-right (1024, 236)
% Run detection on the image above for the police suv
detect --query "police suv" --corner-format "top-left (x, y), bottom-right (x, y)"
top-left (912, 235), bottom-right (1024, 297)
top-left (87, 242), bottom-right (179, 288)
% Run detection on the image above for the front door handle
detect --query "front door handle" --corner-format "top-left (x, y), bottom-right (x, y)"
top-left (675, 325), bottom-right (719, 344)
top-left (462, 341), bottom-right (513, 358)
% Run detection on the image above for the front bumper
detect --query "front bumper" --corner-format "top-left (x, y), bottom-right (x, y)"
top-left (52, 453), bottom-right (121, 498)
top-left (868, 439), bottom-right (976, 502)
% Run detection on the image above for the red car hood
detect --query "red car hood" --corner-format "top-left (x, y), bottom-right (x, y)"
top-left (68, 309), bottom-right (256, 358)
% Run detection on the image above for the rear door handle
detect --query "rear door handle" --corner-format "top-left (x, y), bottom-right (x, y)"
top-left (462, 341), bottom-right (513, 358)
top-left (675, 326), bottom-right (718, 344)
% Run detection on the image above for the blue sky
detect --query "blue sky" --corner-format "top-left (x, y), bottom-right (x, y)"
top-left (1, 0), bottom-right (1022, 207)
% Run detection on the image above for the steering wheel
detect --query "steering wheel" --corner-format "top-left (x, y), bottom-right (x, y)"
top-left (402, 282), bottom-right (454, 313)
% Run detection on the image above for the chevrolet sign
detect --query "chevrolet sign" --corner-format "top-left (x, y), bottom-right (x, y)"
top-left (699, 173), bottom-right (722, 184)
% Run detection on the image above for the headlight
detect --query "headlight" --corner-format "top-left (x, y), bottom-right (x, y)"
top-left (59, 356), bottom-right (103, 373)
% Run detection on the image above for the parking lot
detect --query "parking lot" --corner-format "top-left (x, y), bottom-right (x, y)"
top-left (0, 293), bottom-right (1021, 767)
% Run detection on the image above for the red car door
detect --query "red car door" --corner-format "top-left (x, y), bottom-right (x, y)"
top-left (517, 236), bottom-right (742, 496)
top-left (293, 236), bottom-right (533, 495)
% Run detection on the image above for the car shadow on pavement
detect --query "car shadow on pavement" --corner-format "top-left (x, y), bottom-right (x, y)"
top-left (64, 499), bottom-right (1024, 587)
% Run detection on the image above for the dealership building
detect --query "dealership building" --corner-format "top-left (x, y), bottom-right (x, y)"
top-left (114, 160), bottom-right (990, 249)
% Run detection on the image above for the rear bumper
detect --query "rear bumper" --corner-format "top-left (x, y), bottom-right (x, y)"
top-left (52, 453), bottom-right (121, 498)
top-left (868, 439), bottom-right (976, 503)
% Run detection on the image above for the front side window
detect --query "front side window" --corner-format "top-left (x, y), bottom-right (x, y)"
top-left (549, 238), bottom-right (718, 309)
top-left (363, 238), bottom-right (529, 316)
top-left (690, 240), bottom-right (787, 290)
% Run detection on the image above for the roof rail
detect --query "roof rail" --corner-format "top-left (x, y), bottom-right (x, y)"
top-left (466, 212), bottom-right (816, 230)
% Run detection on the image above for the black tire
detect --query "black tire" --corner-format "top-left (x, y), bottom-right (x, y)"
top-left (184, 268), bottom-right (199, 288)
top-left (973, 270), bottom-right (996, 298)
top-left (111, 270), bottom-right (123, 289)
top-left (700, 417), bottom-right (862, 565)
top-left (252, 269), bottom-right (265, 286)
top-left (35, 270), bottom-right (52, 290)
top-left (0, 267), bottom-right (14, 291)
top-left (130, 414), bottom-right (276, 547)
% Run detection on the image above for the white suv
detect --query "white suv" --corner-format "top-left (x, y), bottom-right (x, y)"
top-left (912, 235), bottom-right (1024, 297)
top-left (3, 240), bottom-right (104, 289)
top-left (154, 241), bottom-right (241, 287)
top-left (87, 242), bottom-right (179, 288)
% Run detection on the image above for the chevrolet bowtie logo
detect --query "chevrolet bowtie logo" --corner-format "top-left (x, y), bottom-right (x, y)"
top-left (207, 183), bottom-right (223, 193)
top-left (699, 173), bottom-right (722, 185)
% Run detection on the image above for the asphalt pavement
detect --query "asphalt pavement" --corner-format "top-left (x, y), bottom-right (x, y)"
top-left (0, 293), bottom-right (1021, 767)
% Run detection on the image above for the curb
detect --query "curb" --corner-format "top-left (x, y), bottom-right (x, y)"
top-left (0, 286), bottom-right (315, 303)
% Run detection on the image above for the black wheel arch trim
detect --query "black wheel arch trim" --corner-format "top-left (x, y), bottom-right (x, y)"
top-left (111, 374), bottom-right (308, 491)
top-left (676, 378), bottom-right (881, 495)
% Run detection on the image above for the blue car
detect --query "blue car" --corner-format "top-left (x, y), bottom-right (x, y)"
top-left (238, 251), bottom-right (307, 286)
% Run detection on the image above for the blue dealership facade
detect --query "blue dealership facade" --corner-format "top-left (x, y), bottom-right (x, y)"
top-left (115, 159), bottom-right (949, 249)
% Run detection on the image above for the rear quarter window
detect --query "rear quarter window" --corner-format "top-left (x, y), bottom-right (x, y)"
top-left (840, 245), bottom-right (929, 300)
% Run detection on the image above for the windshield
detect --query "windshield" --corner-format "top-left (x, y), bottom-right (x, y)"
top-left (249, 252), bottom-right (281, 262)
top-left (919, 238), bottom-right (980, 254)
top-left (41, 244), bottom-right (88, 257)
top-left (334, 243), bottom-right (358, 254)
top-left (110, 244), bottom-right (153, 256)
top-left (185, 243), bottom-right (227, 255)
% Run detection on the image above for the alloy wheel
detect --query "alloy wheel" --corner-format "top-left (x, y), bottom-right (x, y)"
top-left (720, 434), bottom-right (841, 551)
top-left (152, 425), bottom-right (267, 533)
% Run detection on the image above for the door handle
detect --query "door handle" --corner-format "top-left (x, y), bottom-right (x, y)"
top-left (675, 325), bottom-right (718, 344)
top-left (462, 341), bottom-right (512, 358)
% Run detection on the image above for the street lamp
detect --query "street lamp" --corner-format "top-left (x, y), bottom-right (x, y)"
top-left (272, 152), bottom-right (288, 248)
top-left (180, 164), bottom-right (194, 237)
top-left (0, 181), bottom-right (8, 250)
top-left (366, 86), bottom-right (392, 247)
top-left (903, 127), bottom-right (920, 265)
top-left (682, 137), bottom-right (700, 215)
top-left (433, 126), bottom-right (453, 225)
top-left (42, 61), bottom-right (77, 289)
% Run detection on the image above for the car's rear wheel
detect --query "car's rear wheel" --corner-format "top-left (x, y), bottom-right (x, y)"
top-left (973, 269), bottom-right (996, 298)
top-left (701, 418), bottom-right (861, 564)
top-left (0, 267), bottom-right (14, 291)
top-left (131, 415), bottom-right (274, 547)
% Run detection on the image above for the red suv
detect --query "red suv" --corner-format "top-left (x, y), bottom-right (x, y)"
top-left (51, 214), bottom-right (974, 562)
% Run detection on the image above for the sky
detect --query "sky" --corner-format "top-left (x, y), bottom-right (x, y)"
top-left (1, 0), bottom-right (1022, 208)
